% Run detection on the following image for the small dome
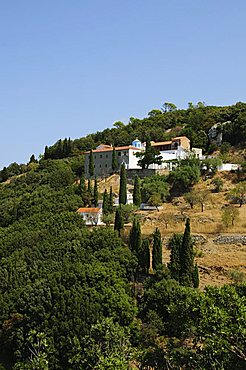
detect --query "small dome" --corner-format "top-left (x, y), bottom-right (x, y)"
top-left (132, 138), bottom-right (142, 148)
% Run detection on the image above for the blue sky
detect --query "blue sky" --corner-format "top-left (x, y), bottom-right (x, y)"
top-left (1, 0), bottom-right (246, 168)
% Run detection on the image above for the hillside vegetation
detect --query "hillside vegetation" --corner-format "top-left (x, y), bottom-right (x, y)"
top-left (0, 102), bottom-right (245, 369)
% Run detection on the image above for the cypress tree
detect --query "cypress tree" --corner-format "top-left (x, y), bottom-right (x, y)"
top-left (168, 233), bottom-right (183, 281)
top-left (29, 154), bottom-right (37, 163)
top-left (133, 176), bottom-right (141, 207)
top-left (102, 189), bottom-right (109, 215)
top-left (152, 228), bottom-right (162, 270)
top-left (93, 177), bottom-right (98, 207)
top-left (114, 207), bottom-right (124, 236)
top-left (129, 218), bottom-right (142, 258)
top-left (44, 146), bottom-right (49, 160)
top-left (1, 167), bottom-right (9, 182)
top-left (179, 218), bottom-right (194, 287)
top-left (193, 264), bottom-right (200, 288)
top-left (63, 138), bottom-right (68, 157)
top-left (89, 150), bottom-right (94, 178)
top-left (140, 239), bottom-right (150, 274)
top-left (108, 186), bottom-right (114, 213)
top-left (119, 163), bottom-right (127, 205)
top-left (77, 175), bottom-right (86, 198)
top-left (56, 139), bottom-right (63, 159)
top-left (67, 137), bottom-right (72, 156)
top-left (112, 147), bottom-right (118, 172)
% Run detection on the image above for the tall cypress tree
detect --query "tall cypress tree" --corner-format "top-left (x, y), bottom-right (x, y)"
top-left (168, 233), bottom-right (183, 281)
top-left (112, 147), bottom-right (118, 172)
top-left (119, 163), bottom-right (127, 205)
top-left (114, 207), bottom-right (124, 236)
top-left (133, 176), bottom-right (141, 207)
top-left (67, 137), bottom-right (72, 156)
top-left (77, 175), bottom-right (86, 198)
top-left (140, 239), bottom-right (150, 274)
top-left (89, 150), bottom-right (94, 178)
top-left (102, 189), bottom-right (109, 215)
top-left (108, 186), bottom-right (114, 213)
top-left (129, 218), bottom-right (142, 258)
top-left (179, 218), bottom-right (194, 287)
top-left (152, 228), bottom-right (162, 270)
top-left (93, 177), bottom-right (98, 207)
top-left (44, 146), bottom-right (49, 160)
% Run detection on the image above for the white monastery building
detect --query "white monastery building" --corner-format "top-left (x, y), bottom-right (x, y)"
top-left (84, 136), bottom-right (202, 178)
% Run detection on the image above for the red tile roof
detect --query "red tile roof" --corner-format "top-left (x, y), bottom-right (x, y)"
top-left (77, 208), bottom-right (101, 213)
top-left (84, 145), bottom-right (141, 154)
top-left (152, 141), bottom-right (172, 146)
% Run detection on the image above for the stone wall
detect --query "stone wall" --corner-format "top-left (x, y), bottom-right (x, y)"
top-left (126, 169), bottom-right (156, 181)
top-left (213, 235), bottom-right (246, 245)
top-left (126, 168), bottom-right (169, 181)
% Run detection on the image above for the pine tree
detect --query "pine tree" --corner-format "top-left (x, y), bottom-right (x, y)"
top-left (93, 178), bottom-right (98, 207)
top-left (135, 136), bottom-right (162, 169)
top-left (152, 228), bottom-right (162, 270)
top-left (108, 186), bottom-right (114, 213)
top-left (102, 189), bottom-right (109, 215)
top-left (112, 147), bottom-right (118, 172)
top-left (168, 233), bottom-right (183, 281)
top-left (140, 239), bottom-right (150, 274)
top-left (179, 218), bottom-right (194, 287)
top-left (119, 163), bottom-right (127, 205)
top-left (89, 150), bottom-right (94, 178)
top-left (193, 264), bottom-right (199, 288)
top-left (133, 176), bottom-right (141, 207)
top-left (114, 207), bottom-right (124, 236)
top-left (129, 218), bottom-right (142, 258)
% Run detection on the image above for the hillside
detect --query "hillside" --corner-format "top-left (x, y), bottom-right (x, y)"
top-left (0, 103), bottom-right (245, 369)
top-left (96, 172), bottom-right (246, 288)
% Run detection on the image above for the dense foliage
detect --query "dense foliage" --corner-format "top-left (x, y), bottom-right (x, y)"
top-left (0, 160), bottom-right (137, 369)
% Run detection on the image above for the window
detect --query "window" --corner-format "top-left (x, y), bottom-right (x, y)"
top-left (118, 152), bottom-right (121, 156)
top-left (124, 151), bottom-right (127, 156)
top-left (105, 164), bottom-right (108, 167)
top-left (100, 154), bottom-right (102, 158)
top-left (100, 165), bottom-right (101, 168)
top-left (106, 154), bottom-right (108, 158)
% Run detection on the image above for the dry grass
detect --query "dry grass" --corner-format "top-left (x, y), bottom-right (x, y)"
top-left (138, 174), bottom-right (246, 288)
top-left (95, 173), bottom-right (246, 288)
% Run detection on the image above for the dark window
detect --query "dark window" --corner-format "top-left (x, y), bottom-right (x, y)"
top-left (105, 164), bottom-right (108, 167)
top-left (100, 165), bottom-right (101, 168)
top-left (100, 154), bottom-right (102, 158)
top-left (118, 152), bottom-right (121, 156)
top-left (124, 151), bottom-right (127, 155)
top-left (106, 154), bottom-right (108, 158)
